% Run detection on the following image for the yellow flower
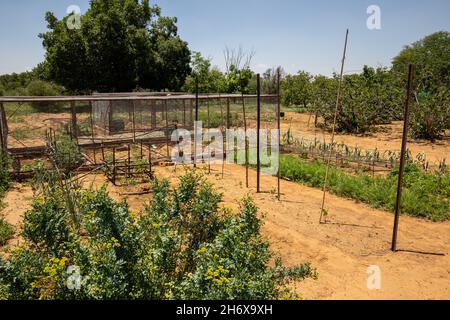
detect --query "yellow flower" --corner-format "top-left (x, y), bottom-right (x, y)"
top-left (197, 246), bottom-right (207, 255)
top-left (59, 257), bottom-right (69, 267)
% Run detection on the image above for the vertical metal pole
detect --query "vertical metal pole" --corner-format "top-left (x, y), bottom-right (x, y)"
top-left (277, 70), bottom-right (281, 201)
top-left (256, 74), bottom-right (261, 193)
top-left (89, 101), bottom-right (95, 143)
top-left (242, 89), bottom-right (249, 188)
top-left (183, 99), bottom-right (186, 127)
top-left (132, 100), bottom-right (136, 142)
top-left (220, 94), bottom-right (226, 179)
top-left (112, 147), bottom-right (116, 185)
top-left (392, 64), bottom-right (414, 252)
top-left (165, 100), bottom-right (170, 160)
top-left (89, 101), bottom-right (96, 164)
top-left (194, 79), bottom-right (199, 168)
top-left (226, 98), bottom-right (230, 130)
top-left (207, 94), bottom-right (211, 174)
top-left (127, 144), bottom-right (131, 178)
top-left (0, 102), bottom-right (7, 152)
top-left (71, 101), bottom-right (78, 142)
top-left (151, 100), bottom-right (157, 129)
top-left (108, 100), bottom-right (113, 135)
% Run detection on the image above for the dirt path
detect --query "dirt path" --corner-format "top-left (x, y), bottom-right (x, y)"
top-left (155, 164), bottom-right (450, 300)
top-left (2, 164), bottom-right (449, 299)
top-left (282, 112), bottom-right (450, 166)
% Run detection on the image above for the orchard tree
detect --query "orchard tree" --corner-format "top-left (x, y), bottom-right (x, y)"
top-left (281, 71), bottom-right (313, 109)
top-left (392, 31), bottom-right (450, 140)
top-left (39, 0), bottom-right (191, 93)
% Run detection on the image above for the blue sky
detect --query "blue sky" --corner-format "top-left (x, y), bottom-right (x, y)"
top-left (0, 0), bottom-right (449, 76)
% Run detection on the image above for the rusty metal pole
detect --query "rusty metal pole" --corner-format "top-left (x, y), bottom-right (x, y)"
top-left (127, 143), bottom-right (131, 178)
top-left (226, 98), bottom-right (230, 130)
top-left (70, 101), bottom-right (78, 142)
top-left (220, 95), bottom-right (226, 179)
top-left (194, 79), bottom-right (199, 168)
top-left (132, 100), bottom-right (137, 143)
top-left (164, 100), bottom-right (170, 160)
top-left (392, 64), bottom-right (414, 252)
top-left (183, 99), bottom-right (186, 127)
top-left (241, 86), bottom-right (249, 188)
top-left (256, 74), bottom-right (261, 193)
top-left (0, 102), bottom-right (6, 153)
top-left (207, 94), bottom-right (211, 174)
top-left (277, 70), bottom-right (282, 201)
top-left (112, 147), bottom-right (116, 185)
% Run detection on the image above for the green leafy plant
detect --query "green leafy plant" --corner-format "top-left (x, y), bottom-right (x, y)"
top-left (0, 171), bottom-right (316, 300)
top-left (280, 155), bottom-right (450, 221)
top-left (0, 215), bottom-right (14, 246)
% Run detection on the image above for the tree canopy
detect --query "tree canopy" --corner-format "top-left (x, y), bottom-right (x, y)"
top-left (39, 0), bottom-right (191, 93)
top-left (392, 31), bottom-right (450, 140)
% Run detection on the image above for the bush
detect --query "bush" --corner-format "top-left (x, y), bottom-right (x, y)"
top-left (0, 216), bottom-right (14, 246)
top-left (0, 171), bottom-right (316, 300)
top-left (50, 131), bottom-right (83, 175)
top-left (410, 86), bottom-right (450, 141)
top-left (25, 80), bottom-right (65, 112)
top-left (0, 151), bottom-right (10, 194)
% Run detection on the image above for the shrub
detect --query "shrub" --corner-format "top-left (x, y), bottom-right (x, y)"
top-left (0, 216), bottom-right (14, 246)
top-left (410, 86), bottom-right (450, 141)
top-left (50, 131), bottom-right (83, 175)
top-left (0, 171), bottom-right (316, 300)
top-left (25, 80), bottom-right (65, 112)
top-left (0, 151), bottom-right (10, 194)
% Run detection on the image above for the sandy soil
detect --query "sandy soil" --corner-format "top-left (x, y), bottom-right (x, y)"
top-left (2, 163), bottom-right (449, 300)
top-left (282, 112), bottom-right (450, 166)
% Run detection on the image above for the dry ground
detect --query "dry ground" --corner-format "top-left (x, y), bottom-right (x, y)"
top-left (2, 163), bottom-right (449, 300)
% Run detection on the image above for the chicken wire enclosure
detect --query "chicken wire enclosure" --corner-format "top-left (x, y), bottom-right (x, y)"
top-left (0, 94), bottom-right (279, 162)
top-left (92, 97), bottom-right (195, 135)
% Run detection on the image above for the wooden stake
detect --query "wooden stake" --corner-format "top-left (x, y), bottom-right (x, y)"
top-left (320, 29), bottom-right (349, 224)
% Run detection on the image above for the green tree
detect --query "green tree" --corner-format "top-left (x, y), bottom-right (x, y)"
top-left (39, 0), bottom-right (191, 93)
top-left (392, 31), bottom-right (450, 140)
top-left (261, 67), bottom-right (284, 94)
top-left (281, 71), bottom-right (313, 109)
top-left (183, 52), bottom-right (225, 93)
top-left (312, 67), bottom-right (403, 133)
